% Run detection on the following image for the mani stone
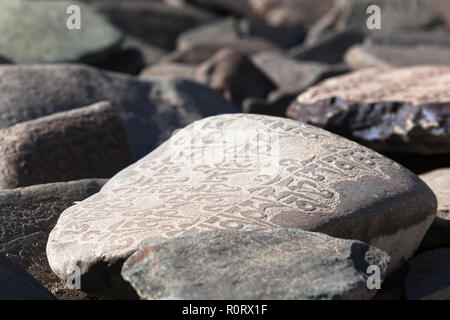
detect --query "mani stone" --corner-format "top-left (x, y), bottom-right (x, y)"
top-left (0, 253), bottom-right (55, 300)
top-left (406, 248), bottom-right (450, 300)
top-left (0, 0), bottom-right (123, 64)
top-left (0, 102), bottom-right (133, 189)
top-left (0, 179), bottom-right (107, 299)
top-left (122, 229), bottom-right (390, 300)
top-left (418, 168), bottom-right (450, 251)
top-left (47, 114), bottom-right (436, 298)
top-left (286, 66), bottom-right (450, 155)
top-left (0, 64), bottom-right (239, 159)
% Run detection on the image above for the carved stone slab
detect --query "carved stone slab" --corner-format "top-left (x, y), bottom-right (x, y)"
top-left (0, 102), bottom-right (133, 189)
top-left (47, 114), bottom-right (436, 298)
top-left (287, 66), bottom-right (450, 154)
top-left (122, 229), bottom-right (390, 300)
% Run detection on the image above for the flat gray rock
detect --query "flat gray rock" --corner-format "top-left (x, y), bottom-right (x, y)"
top-left (251, 52), bottom-right (348, 94)
top-left (406, 248), bottom-right (450, 300)
top-left (0, 253), bottom-right (55, 300)
top-left (419, 168), bottom-right (450, 251)
top-left (0, 0), bottom-right (123, 64)
top-left (287, 66), bottom-right (450, 155)
top-left (122, 229), bottom-right (390, 300)
top-left (0, 64), bottom-right (239, 159)
top-left (47, 114), bottom-right (436, 298)
top-left (345, 44), bottom-right (450, 69)
top-left (90, 0), bottom-right (215, 50)
top-left (0, 102), bottom-right (133, 189)
top-left (164, 38), bottom-right (280, 64)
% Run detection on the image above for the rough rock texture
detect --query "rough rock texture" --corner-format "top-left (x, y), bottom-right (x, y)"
top-left (419, 168), bottom-right (450, 251)
top-left (406, 248), bottom-right (450, 300)
top-left (89, 0), bottom-right (215, 50)
top-left (47, 114), bottom-right (436, 298)
top-left (122, 229), bottom-right (390, 300)
top-left (139, 62), bottom-right (197, 81)
top-left (163, 38), bottom-right (280, 64)
top-left (0, 0), bottom-right (123, 64)
top-left (0, 179), bottom-right (107, 299)
top-left (345, 44), bottom-right (450, 70)
top-left (0, 102), bottom-right (133, 189)
top-left (0, 253), bottom-right (55, 300)
top-left (0, 64), bottom-right (239, 159)
top-left (196, 48), bottom-right (276, 106)
top-left (286, 66), bottom-right (450, 155)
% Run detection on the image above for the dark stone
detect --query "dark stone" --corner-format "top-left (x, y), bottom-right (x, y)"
top-left (90, 0), bottom-right (215, 50)
top-left (286, 66), bottom-right (450, 155)
top-left (406, 248), bottom-right (450, 300)
top-left (122, 229), bottom-right (390, 300)
top-left (177, 17), bottom-right (304, 51)
top-left (0, 102), bottom-right (133, 189)
top-left (0, 253), bottom-right (55, 300)
top-left (418, 168), bottom-right (450, 252)
top-left (0, 64), bottom-right (240, 159)
top-left (0, 179), bottom-right (107, 299)
top-left (196, 48), bottom-right (276, 106)
top-left (289, 30), bottom-right (364, 64)
top-left (93, 35), bottom-right (167, 75)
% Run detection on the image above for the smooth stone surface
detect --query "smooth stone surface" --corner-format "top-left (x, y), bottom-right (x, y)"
top-left (122, 229), bottom-right (390, 300)
top-left (0, 0), bottom-right (123, 64)
top-left (333, 0), bottom-right (442, 34)
top-left (164, 38), bottom-right (280, 64)
top-left (94, 35), bottom-right (167, 75)
top-left (0, 102), bottom-right (133, 189)
top-left (47, 114), bottom-right (436, 298)
top-left (406, 248), bottom-right (450, 300)
top-left (287, 66), bottom-right (450, 155)
top-left (345, 44), bottom-right (450, 69)
top-left (196, 48), bottom-right (276, 106)
top-left (252, 52), bottom-right (349, 93)
top-left (90, 0), bottom-right (215, 50)
top-left (139, 62), bottom-right (197, 81)
top-left (0, 253), bottom-right (55, 300)
top-left (0, 64), bottom-right (239, 159)
top-left (0, 179), bottom-right (107, 299)
top-left (418, 168), bottom-right (450, 251)
top-left (177, 17), bottom-right (304, 51)
top-left (289, 30), bottom-right (364, 64)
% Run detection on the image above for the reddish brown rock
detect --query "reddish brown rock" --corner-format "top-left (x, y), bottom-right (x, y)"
top-left (0, 102), bottom-right (133, 189)
top-left (286, 66), bottom-right (450, 155)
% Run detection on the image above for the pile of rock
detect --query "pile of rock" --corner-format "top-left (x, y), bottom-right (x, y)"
top-left (1, 0), bottom-right (449, 300)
